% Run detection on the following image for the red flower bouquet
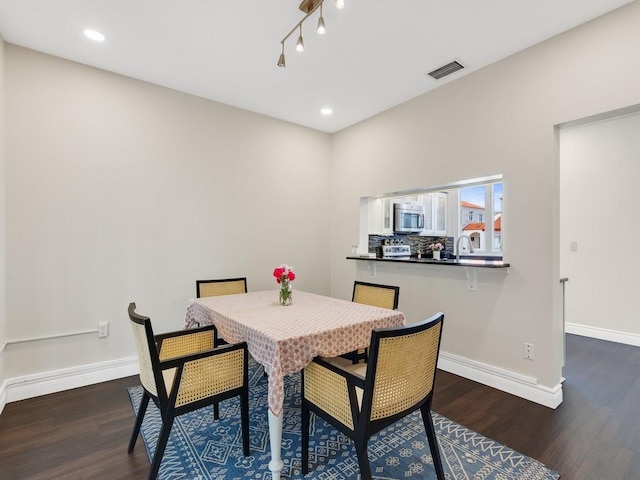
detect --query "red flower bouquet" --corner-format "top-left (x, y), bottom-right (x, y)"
top-left (273, 264), bottom-right (295, 305)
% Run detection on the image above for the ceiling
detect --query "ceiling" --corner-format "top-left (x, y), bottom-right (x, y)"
top-left (0, 0), bottom-right (633, 133)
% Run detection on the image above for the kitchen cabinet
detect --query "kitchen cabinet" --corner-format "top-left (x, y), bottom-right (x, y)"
top-left (367, 197), bottom-right (393, 235)
top-left (421, 192), bottom-right (447, 235)
top-left (381, 197), bottom-right (393, 234)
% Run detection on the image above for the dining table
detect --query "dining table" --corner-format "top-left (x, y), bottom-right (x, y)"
top-left (184, 289), bottom-right (406, 480)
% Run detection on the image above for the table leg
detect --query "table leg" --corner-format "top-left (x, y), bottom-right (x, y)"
top-left (267, 409), bottom-right (284, 480)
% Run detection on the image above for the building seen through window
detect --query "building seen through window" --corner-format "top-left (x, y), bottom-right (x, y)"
top-left (459, 182), bottom-right (503, 254)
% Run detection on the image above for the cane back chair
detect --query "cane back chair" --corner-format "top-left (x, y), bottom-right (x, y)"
top-left (343, 281), bottom-right (400, 363)
top-left (352, 281), bottom-right (400, 310)
top-left (195, 277), bottom-right (248, 345)
top-left (196, 277), bottom-right (248, 298)
top-left (302, 312), bottom-right (445, 480)
top-left (127, 302), bottom-right (250, 480)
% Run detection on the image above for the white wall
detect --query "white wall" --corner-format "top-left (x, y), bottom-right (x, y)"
top-left (3, 46), bottom-right (332, 380)
top-left (0, 34), bottom-right (7, 385)
top-left (329, 1), bottom-right (640, 402)
top-left (560, 111), bottom-right (640, 345)
top-left (3, 2), bottom-right (640, 410)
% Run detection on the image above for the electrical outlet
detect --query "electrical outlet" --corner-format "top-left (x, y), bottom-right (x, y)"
top-left (569, 241), bottom-right (578, 252)
top-left (98, 322), bottom-right (109, 338)
top-left (524, 342), bottom-right (534, 360)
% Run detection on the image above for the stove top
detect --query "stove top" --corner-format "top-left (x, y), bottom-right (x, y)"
top-left (381, 244), bottom-right (411, 257)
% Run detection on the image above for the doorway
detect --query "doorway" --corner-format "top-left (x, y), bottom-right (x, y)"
top-left (559, 107), bottom-right (640, 348)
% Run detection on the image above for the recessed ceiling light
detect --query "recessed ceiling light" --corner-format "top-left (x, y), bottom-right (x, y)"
top-left (83, 29), bottom-right (105, 42)
top-left (321, 108), bottom-right (333, 115)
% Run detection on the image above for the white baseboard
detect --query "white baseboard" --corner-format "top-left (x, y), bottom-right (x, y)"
top-left (0, 380), bottom-right (7, 416)
top-left (0, 356), bottom-right (139, 415)
top-left (566, 322), bottom-right (640, 347)
top-left (438, 351), bottom-right (563, 409)
top-left (0, 350), bottom-right (567, 416)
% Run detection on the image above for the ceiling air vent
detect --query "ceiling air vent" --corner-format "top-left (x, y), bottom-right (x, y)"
top-left (428, 60), bottom-right (464, 80)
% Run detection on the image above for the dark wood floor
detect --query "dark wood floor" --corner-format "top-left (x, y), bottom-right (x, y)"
top-left (1, 334), bottom-right (638, 479)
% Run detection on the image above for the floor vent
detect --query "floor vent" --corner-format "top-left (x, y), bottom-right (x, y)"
top-left (428, 60), bottom-right (464, 80)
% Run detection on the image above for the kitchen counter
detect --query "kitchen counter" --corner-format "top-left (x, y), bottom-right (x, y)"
top-left (346, 255), bottom-right (510, 268)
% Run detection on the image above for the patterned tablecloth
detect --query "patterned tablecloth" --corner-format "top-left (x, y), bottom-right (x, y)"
top-left (184, 290), bottom-right (406, 416)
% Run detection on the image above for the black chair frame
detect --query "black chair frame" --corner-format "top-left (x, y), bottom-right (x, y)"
top-left (127, 303), bottom-right (250, 480)
top-left (344, 281), bottom-right (400, 363)
top-left (302, 313), bottom-right (445, 480)
top-left (351, 280), bottom-right (400, 310)
top-left (196, 277), bottom-right (248, 298)
top-left (195, 277), bottom-right (248, 345)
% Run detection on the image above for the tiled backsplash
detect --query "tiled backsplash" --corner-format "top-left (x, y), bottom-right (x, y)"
top-left (368, 235), bottom-right (454, 258)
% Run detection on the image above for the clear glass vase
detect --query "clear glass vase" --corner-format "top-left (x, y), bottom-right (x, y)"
top-left (279, 283), bottom-right (292, 306)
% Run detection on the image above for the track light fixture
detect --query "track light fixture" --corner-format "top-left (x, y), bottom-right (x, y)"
top-left (296, 25), bottom-right (305, 52)
top-left (277, 0), bottom-right (344, 67)
top-left (317, 3), bottom-right (326, 34)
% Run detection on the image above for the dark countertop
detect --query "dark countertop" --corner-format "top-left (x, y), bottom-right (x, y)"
top-left (346, 256), bottom-right (510, 268)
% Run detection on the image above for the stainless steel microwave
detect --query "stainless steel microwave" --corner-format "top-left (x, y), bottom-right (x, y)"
top-left (394, 203), bottom-right (425, 233)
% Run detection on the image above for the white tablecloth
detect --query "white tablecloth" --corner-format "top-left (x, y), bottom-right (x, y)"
top-left (184, 290), bottom-right (405, 415)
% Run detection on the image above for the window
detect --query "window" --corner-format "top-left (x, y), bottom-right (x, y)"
top-left (459, 181), bottom-right (503, 255)
top-left (493, 183), bottom-right (503, 252)
top-left (361, 174), bottom-right (503, 256)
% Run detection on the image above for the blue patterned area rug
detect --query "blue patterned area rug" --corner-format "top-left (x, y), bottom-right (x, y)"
top-left (127, 360), bottom-right (560, 480)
